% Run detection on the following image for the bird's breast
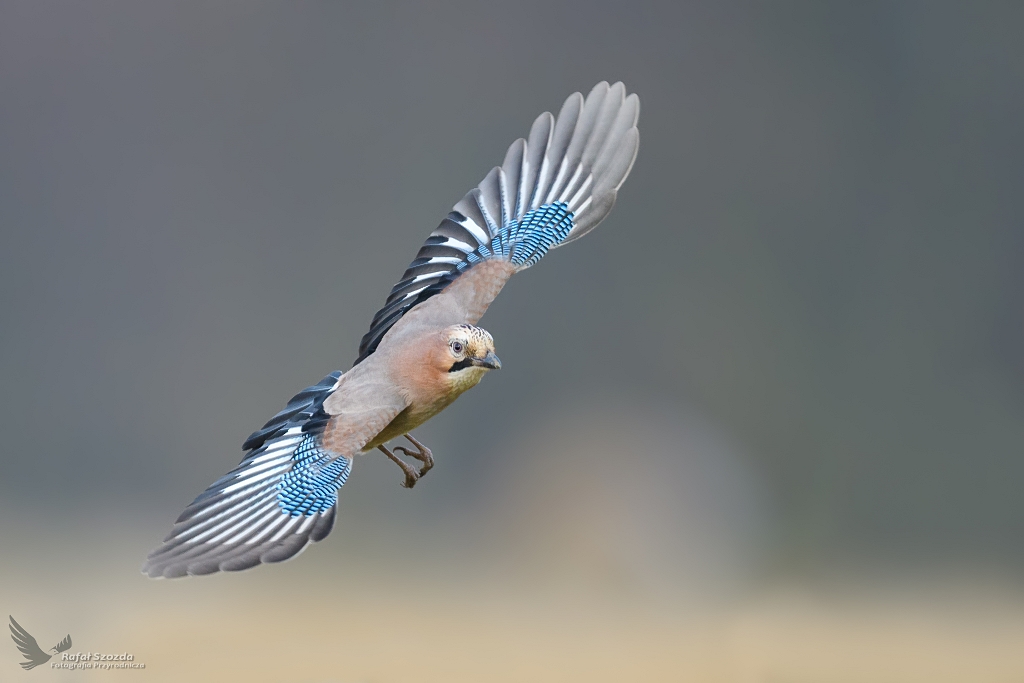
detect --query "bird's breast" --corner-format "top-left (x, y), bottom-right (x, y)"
top-left (363, 370), bottom-right (485, 450)
top-left (363, 397), bottom-right (450, 450)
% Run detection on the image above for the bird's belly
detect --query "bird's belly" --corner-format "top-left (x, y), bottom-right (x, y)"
top-left (362, 395), bottom-right (457, 451)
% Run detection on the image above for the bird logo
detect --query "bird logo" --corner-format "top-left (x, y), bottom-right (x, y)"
top-left (9, 616), bottom-right (72, 671)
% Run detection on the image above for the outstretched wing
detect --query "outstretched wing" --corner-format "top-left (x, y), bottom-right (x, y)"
top-left (143, 371), bottom-right (406, 578)
top-left (52, 634), bottom-right (72, 653)
top-left (9, 616), bottom-right (51, 670)
top-left (356, 81), bottom-right (640, 363)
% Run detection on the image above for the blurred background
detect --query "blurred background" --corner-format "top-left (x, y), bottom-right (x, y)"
top-left (1, 2), bottom-right (1022, 681)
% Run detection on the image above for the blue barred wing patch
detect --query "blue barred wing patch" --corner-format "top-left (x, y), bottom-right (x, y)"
top-left (277, 434), bottom-right (352, 516)
top-left (356, 202), bottom-right (574, 363)
top-left (143, 372), bottom-right (350, 578)
top-left (357, 82), bottom-right (639, 364)
top-left (459, 202), bottom-right (574, 271)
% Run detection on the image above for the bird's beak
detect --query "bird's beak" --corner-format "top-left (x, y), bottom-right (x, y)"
top-left (473, 351), bottom-right (502, 370)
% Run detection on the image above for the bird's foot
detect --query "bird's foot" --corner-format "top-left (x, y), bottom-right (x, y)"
top-left (378, 444), bottom-right (421, 489)
top-left (395, 433), bottom-right (434, 477)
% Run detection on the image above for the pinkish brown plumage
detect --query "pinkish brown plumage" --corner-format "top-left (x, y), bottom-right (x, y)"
top-left (143, 82), bottom-right (639, 578)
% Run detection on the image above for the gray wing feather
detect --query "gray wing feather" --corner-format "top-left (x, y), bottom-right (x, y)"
top-left (499, 138), bottom-right (524, 224)
top-left (521, 112), bottom-right (554, 213)
top-left (476, 168), bottom-right (504, 234)
top-left (144, 371), bottom-right (410, 578)
top-left (142, 371), bottom-right (392, 578)
top-left (543, 93), bottom-right (584, 205)
top-left (354, 82), bottom-right (639, 363)
top-left (474, 81), bottom-right (639, 244)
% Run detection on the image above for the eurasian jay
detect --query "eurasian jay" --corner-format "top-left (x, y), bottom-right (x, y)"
top-left (144, 82), bottom-right (640, 578)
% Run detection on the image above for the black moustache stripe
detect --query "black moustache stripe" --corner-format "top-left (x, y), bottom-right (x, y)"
top-left (448, 358), bottom-right (476, 373)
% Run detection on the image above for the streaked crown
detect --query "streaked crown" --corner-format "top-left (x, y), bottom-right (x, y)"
top-left (447, 324), bottom-right (494, 358)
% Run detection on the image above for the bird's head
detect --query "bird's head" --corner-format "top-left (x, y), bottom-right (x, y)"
top-left (436, 324), bottom-right (500, 392)
top-left (444, 324), bottom-right (500, 371)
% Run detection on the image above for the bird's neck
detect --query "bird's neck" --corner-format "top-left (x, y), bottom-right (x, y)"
top-left (444, 366), bottom-right (488, 397)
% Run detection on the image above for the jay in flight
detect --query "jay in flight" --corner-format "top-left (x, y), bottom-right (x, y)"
top-left (144, 82), bottom-right (640, 578)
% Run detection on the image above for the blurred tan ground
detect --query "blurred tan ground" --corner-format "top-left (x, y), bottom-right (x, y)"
top-left (4, 405), bottom-right (1024, 682)
top-left (3, 529), bottom-right (1024, 683)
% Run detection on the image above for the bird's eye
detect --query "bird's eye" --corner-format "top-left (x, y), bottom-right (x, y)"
top-left (450, 340), bottom-right (464, 355)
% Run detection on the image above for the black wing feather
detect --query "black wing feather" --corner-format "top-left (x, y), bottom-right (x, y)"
top-left (241, 371), bottom-right (341, 452)
top-left (354, 82), bottom-right (638, 365)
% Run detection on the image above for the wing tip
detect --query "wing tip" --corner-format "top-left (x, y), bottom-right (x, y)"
top-left (355, 81), bottom-right (640, 362)
top-left (141, 510), bottom-right (336, 579)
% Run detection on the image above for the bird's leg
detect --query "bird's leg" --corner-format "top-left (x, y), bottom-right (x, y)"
top-left (394, 433), bottom-right (434, 477)
top-left (378, 444), bottom-right (419, 489)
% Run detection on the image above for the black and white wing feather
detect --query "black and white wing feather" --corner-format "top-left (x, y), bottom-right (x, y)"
top-left (356, 81), bottom-right (639, 363)
top-left (143, 372), bottom-right (350, 578)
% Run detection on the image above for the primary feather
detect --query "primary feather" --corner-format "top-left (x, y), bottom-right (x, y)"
top-left (145, 82), bottom-right (640, 579)
top-left (356, 81), bottom-right (639, 363)
top-left (142, 374), bottom-right (350, 577)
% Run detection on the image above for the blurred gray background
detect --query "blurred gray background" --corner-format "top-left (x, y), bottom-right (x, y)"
top-left (1, 2), bottom-right (1022, 681)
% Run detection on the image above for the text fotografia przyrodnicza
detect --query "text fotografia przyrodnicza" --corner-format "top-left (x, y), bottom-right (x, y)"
top-left (52, 652), bottom-right (145, 670)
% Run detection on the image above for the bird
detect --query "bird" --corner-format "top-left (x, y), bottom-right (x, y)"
top-left (9, 616), bottom-right (72, 670)
top-left (143, 81), bottom-right (640, 578)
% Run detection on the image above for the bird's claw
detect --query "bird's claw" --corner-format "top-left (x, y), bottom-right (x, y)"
top-left (379, 434), bottom-right (433, 489)
top-left (395, 438), bottom-right (434, 477)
